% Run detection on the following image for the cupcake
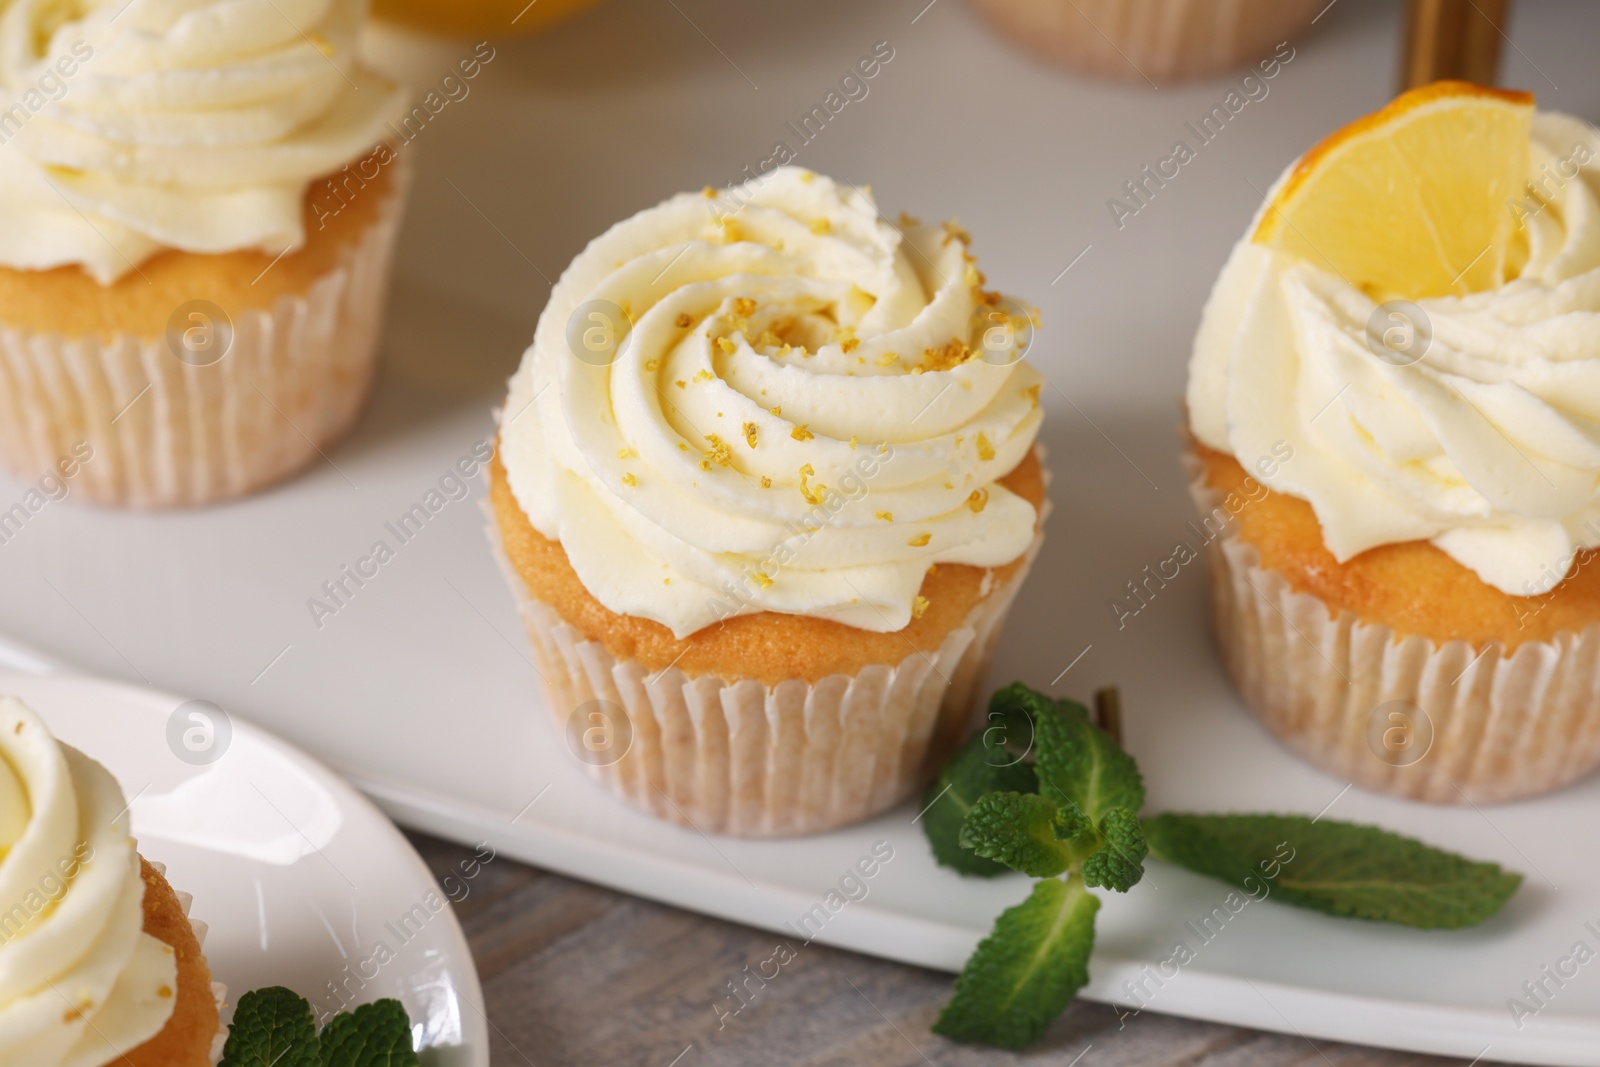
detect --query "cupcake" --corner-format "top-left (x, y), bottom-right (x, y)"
top-left (373, 0), bottom-right (606, 37)
top-left (1186, 82), bottom-right (1600, 803)
top-left (490, 168), bottom-right (1048, 836)
top-left (966, 0), bottom-right (1320, 84)
top-left (0, 0), bottom-right (410, 507)
top-left (0, 696), bottom-right (220, 1064)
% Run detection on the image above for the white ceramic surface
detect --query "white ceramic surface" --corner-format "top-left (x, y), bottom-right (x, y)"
top-left (0, 662), bottom-right (489, 1067)
top-left (0, 0), bottom-right (1596, 1063)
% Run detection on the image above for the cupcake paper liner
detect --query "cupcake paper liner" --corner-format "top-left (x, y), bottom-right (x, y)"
top-left (0, 155), bottom-right (411, 508)
top-left (967, 0), bottom-right (1320, 83)
top-left (486, 500), bottom-right (1046, 838)
top-left (1185, 449), bottom-right (1600, 804)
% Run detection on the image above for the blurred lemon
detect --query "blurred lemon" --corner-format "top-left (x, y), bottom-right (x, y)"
top-left (372, 0), bottom-right (607, 37)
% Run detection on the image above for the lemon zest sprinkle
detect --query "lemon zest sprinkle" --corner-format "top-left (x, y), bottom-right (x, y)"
top-left (703, 434), bottom-right (734, 468)
top-left (798, 464), bottom-right (826, 505)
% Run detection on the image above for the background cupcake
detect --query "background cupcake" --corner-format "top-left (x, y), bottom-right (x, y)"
top-left (0, 696), bottom-right (220, 1064)
top-left (373, 0), bottom-right (606, 37)
top-left (491, 168), bottom-right (1047, 837)
top-left (0, 0), bottom-right (409, 507)
top-left (966, 0), bottom-right (1320, 84)
top-left (1186, 82), bottom-right (1600, 804)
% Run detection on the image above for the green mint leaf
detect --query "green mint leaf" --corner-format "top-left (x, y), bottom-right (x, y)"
top-left (1144, 813), bottom-right (1523, 928)
top-left (959, 792), bottom-right (1088, 877)
top-left (1082, 807), bottom-right (1148, 892)
top-left (1031, 691), bottom-right (1144, 822)
top-left (219, 987), bottom-right (320, 1067)
top-left (922, 727), bottom-right (1039, 877)
top-left (985, 682), bottom-right (1050, 754)
top-left (933, 874), bottom-right (1100, 1048)
top-left (320, 999), bottom-right (419, 1067)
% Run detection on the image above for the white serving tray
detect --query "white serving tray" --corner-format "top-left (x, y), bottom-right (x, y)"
top-left (1, 1), bottom-right (1596, 1061)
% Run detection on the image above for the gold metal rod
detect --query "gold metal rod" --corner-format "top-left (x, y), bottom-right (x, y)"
top-left (1399, 0), bottom-right (1509, 92)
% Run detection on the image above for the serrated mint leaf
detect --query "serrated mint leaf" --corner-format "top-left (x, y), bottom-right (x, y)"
top-left (934, 874), bottom-right (1100, 1048)
top-left (960, 793), bottom-right (1086, 877)
top-left (1032, 693), bottom-right (1144, 822)
top-left (220, 987), bottom-right (320, 1067)
top-left (923, 728), bottom-right (1040, 876)
top-left (1082, 807), bottom-right (1148, 892)
top-left (320, 999), bottom-right (419, 1067)
top-left (1144, 813), bottom-right (1522, 928)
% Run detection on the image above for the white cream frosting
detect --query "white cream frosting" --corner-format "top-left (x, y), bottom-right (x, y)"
top-left (1189, 111), bottom-right (1600, 597)
top-left (0, 0), bottom-right (407, 284)
top-left (0, 696), bottom-right (177, 1067)
top-left (501, 167), bottom-right (1045, 638)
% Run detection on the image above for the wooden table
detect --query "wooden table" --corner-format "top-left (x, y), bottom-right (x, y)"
top-left (407, 832), bottom-right (1498, 1067)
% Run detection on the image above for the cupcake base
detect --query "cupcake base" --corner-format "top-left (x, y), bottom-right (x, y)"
top-left (0, 147), bottom-right (411, 508)
top-left (492, 525), bottom-right (1041, 837)
top-left (1186, 448), bottom-right (1600, 804)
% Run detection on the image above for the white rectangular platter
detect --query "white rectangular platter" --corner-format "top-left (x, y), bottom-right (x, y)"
top-left (1, 0), bottom-right (1597, 1061)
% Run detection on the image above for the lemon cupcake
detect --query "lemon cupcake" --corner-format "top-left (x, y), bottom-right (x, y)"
top-left (0, 696), bottom-right (220, 1064)
top-left (0, 0), bottom-right (410, 507)
top-left (491, 168), bottom-right (1048, 836)
top-left (1186, 82), bottom-right (1600, 803)
top-left (373, 0), bottom-right (606, 37)
top-left (967, 0), bottom-right (1319, 84)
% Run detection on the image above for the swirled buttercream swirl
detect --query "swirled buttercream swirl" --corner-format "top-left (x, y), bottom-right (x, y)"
top-left (0, 696), bottom-right (177, 1066)
top-left (0, 0), bottom-right (406, 283)
top-left (501, 167), bottom-right (1046, 637)
top-left (1189, 111), bottom-right (1600, 597)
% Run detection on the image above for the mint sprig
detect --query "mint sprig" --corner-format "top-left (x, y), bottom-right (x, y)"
top-left (1144, 813), bottom-right (1523, 928)
top-left (923, 683), bottom-right (1525, 1050)
top-left (929, 684), bottom-right (1147, 1048)
top-left (221, 989), bottom-right (418, 1067)
top-left (930, 684), bottom-right (1149, 889)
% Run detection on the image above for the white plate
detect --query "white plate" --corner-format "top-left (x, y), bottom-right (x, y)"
top-left (0, 665), bottom-right (489, 1067)
top-left (1, 1), bottom-right (1597, 1064)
